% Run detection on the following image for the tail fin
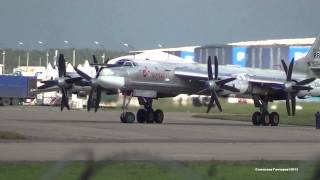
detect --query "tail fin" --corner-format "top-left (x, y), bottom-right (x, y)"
top-left (305, 35), bottom-right (320, 61)
top-left (295, 36), bottom-right (320, 77)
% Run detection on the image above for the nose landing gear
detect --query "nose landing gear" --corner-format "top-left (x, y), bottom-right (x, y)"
top-left (120, 92), bottom-right (135, 123)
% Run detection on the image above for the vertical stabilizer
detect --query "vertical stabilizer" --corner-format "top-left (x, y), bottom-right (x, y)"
top-left (294, 36), bottom-right (320, 77)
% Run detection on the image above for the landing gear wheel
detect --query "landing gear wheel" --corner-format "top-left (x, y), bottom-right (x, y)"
top-left (252, 112), bottom-right (261, 126)
top-left (120, 112), bottom-right (135, 123)
top-left (261, 112), bottom-right (270, 126)
top-left (154, 109), bottom-right (164, 124)
top-left (270, 112), bottom-right (280, 126)
top-left (145, 110), bottom-right (154, 123)
top-left (1, 98), bottom-right (11, 106)
top-left (137, 109), bottom-right (147, 123)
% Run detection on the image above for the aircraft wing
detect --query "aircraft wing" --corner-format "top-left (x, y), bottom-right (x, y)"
top-left (31, 86), bottom-right (60, 95)
top-left (174, 66), bottom-right (306, 91)
top-left (174, 66), bottom-right (230, 81)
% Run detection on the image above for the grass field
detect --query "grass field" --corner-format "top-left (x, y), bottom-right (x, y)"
top-left (0, 131), bottom-right (25, 140)
top-left (0, 161), bottom-right (317, 180)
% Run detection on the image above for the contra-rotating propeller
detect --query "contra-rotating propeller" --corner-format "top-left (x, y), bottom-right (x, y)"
top-left (199, 56), bottom-right (240, 113)
top-left (74, 55), bottom-right (104, 112)
top-left (38, 54), bottom-right (82, 111)
top-left (281, 58), bottom-right (315, 116)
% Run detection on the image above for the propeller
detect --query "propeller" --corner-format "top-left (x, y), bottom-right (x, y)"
top-left (281, 58), bottom-right (315, 116)
top-left (38, 54), bottom-right (81, 111)
top-left (74, 55), bottom-right (104, 112)
top-left (199, 56), bottom-right (240, 113)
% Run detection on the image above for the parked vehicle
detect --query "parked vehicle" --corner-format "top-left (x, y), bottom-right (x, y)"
top-left (0, 75), bottom-right (37, 106)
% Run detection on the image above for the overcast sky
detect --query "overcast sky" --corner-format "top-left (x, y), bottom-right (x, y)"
top-left (0, 0), bottom-right (319, 50)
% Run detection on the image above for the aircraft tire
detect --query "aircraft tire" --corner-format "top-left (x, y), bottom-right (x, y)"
top-left (261, 112), bottom-right (270, 126)
top-left (270, 112), bottom-right (279, 126)
top-left (145, 110), bottom-right (154, 123)
top-left (120, 112), bottom-right (135, 123)
top-left (1, 98), bottom-right (11, 106)
top-left (137, 109), bottom-right (147, 123)
top-left (120, 112), bottom-right (126, 123)
top-left (154, 109), bottom-right (164, 124)
top-left (252, 112), bottom-right (261, 126)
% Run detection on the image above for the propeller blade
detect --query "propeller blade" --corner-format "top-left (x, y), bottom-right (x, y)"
top-left (292, 85), bottom-right (313, 91)
top-left (206, 92), bottom-right (215, 113)
top-left (65, 77), bottom-right (82, 84)
top-left (60, 99), bottom-right (64, 111)
top-left (206, 91), bottom-right (222, 113)
top-left (104, 58), bottom-right (110, 64)
top-left (74, 67), bottom-right (92, 81)
top-left (296, 77), bottom-right (316, 86)
top-left (207, 56), bottom-right (213, 80)
top-left (95, 67), bottom-right (104, 78)
top-left (291, 93), bottom-right (296, 116)
top-left (94, 87), bottom-right (102, 112)
top-left (281, 59), bottom-right (288, 75)
top-left (87, 88), bottom-right (94, 111)
top-left (287, 58), bottom-right (294, 81)
top-left (196, 88), bottom-right (209, 95)
top-left (58, 54), bottom-right (66, 77)
top-left (38, 80), bottom-right (57, 89)
top-left (214, 56), bottom-right (218, 80)
top-left (212, 91), bottom-right (222, 112)
top-left (60, 87), bottom-right (69, 111)
top-left (216, 78), bottom-right (237, 86)
top-left (220, 84), bottom-right (240, 92)
top-left (92, 55), bottom-right (99, 73)
top-left (285, 93), bottom-right (291, 116)
top-left (92, 55), bottom-right (98, 64)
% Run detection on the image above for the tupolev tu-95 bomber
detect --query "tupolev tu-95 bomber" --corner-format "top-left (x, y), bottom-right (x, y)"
top-left (38, 37), bottom-right (320, 126)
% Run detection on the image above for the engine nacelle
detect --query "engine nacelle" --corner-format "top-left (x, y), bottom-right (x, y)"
top-left (297, 79), bottom-right (320, 98)
top-left (233, 79), bottom-right (250, 94)
top-left (218, 79), bottom-right (250, 96)
top-left (297, 88), bottom-right (320, 98)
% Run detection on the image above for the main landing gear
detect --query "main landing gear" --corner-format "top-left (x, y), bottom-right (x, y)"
top-left (136, 98), bottom-right (164, 124)
top-left (119, 92), bottom-right (164, 124)
top-left (251, 95), bottom-right (280, 126)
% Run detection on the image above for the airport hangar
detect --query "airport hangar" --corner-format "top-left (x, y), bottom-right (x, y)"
top-left (147, 37), bottom-right (316, 70)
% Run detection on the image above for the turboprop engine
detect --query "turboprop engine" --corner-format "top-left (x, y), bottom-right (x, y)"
top-left (297, 79), bottom-right (320, 98)
top-left (218, 78), bottom-right (250, 96)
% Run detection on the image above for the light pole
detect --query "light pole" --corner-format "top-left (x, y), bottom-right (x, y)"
top-left (18, 41), bottom-right (29, 70)
top-left (94, 41), bottom-right (106, 63)
top-left (64, 40), bottom-right (76, 66)
top-left (2, 51), bottom-right (5, 74)
top-left (37, 41), bottom-right (49, 66)
top-left (18, 41), bottom-right (24, 67)
top-left (38, 41), bottom-right (43, 66)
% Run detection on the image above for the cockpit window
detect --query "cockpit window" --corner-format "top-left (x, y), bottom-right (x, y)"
top-left (115, 59), bottom-right (137, 67)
